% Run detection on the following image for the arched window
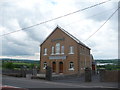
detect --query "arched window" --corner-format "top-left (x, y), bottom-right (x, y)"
top-left (51, 46), bottom-right (54, 55)
top-left (43, 62), bottom-right (47, 69)
top-left (69, 46), bottom-right (74, 54)
top-left (61, 46), bottom-right (64, 54)
top-left (69, 62), bottom-right (74, 70)
top-left (56, 43), bottom-right (60, 54)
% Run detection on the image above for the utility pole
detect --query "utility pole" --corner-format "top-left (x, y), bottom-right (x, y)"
top-left (118, 1), bottom-right (120, 60)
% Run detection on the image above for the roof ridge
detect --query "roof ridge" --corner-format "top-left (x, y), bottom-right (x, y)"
top-left (56, 26), bottom-right (90, 49)
top-left (40, 25), bottom-right (90, 49)
top-left (56, 26), bottom-right (79, 41)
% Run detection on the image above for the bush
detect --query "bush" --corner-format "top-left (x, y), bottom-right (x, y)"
top-left (3, 62), bottom-right (14, 69)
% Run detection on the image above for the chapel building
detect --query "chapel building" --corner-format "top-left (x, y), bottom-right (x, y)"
top-left (40, 26), bottom-right (92, 75)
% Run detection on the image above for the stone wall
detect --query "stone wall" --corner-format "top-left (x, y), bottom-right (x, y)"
top-left (2, 69), bottom-right (36, 77)
top-left (99, 70), bottom-right (119, 82)
top-left (52, 74), bottom-right (80, 80)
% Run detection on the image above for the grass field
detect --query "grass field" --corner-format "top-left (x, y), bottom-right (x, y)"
top-left (2, 60), bottom-right (40, 70)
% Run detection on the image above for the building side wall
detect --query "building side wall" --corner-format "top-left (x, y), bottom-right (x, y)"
top-left (78, 45), bottom-right (91, 74)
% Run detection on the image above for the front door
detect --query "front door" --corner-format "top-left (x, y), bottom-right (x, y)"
top-left (59, 62), bottom-right (63, 73)
top-left (52, 62), bottom-right (56, 73)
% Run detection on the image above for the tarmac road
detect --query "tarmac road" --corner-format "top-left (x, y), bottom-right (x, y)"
top-left (2, 75), bottom-right (118, 89)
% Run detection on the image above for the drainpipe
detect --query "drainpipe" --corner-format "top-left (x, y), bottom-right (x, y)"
top-left (84, 55), bottom-right (86, 68)
top-left (77, 44), bottom-right (80, 75)
top-left (40, 46), bottom-right (42, 73)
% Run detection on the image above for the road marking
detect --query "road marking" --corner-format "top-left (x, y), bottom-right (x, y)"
top-left (1, 85), bottom-right (20, 88)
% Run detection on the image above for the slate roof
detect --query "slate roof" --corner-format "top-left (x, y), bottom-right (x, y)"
top-left (56, 26), bottom-right (90, 49)
top-left (40, 25), bottom-right (90, 49)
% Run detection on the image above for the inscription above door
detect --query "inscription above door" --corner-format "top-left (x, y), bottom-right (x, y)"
top-left (49, 56), bottom-right (66, 60)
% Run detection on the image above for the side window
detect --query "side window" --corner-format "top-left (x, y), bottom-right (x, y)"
top-left (44, 48), bottom-right (47, 55)
top-left (43, 62), bottom-right (47, 69)
top-left (80, 47), bottom-right (82, 54)
top-left (69, 62), bottom-right (74, 70)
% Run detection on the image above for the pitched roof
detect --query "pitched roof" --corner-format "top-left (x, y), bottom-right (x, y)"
top-left (40, 25), bottom-right (90, 49)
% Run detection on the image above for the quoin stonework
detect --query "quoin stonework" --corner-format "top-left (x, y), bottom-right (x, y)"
top-left (40, 26), bottom-right (94, 75)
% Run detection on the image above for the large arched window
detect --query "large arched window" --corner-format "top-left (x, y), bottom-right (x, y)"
top-left (51, 46), bottom-right (54, 55)
top-left (56, 43), bottom-right (60, 54)
top-left (61, 46), bottom-right (64, 54)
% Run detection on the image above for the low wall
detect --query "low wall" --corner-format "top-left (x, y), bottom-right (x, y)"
top-left (2, 69), bottom-right (36, 77)
top-left (99, 70), bottom-right (119, 82)
top-left (2, 69), bottom-right (33, 74)
top-left (52, 74), bottom-right (80, 80)
top-left (31, 74), bottom-right (80, 80)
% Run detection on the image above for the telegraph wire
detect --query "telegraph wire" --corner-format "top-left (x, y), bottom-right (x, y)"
top-left (83, 6), bottom-right (119, 42)
top-left (63, 7), bottom-right (117, 28)
top-left (0, 0), bottom-right (112, 37)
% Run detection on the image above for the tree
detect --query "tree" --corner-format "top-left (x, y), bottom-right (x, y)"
top-left (30, 63), bottom-right (34, 69)
top-left (4, 62), bottom-right (14, 69)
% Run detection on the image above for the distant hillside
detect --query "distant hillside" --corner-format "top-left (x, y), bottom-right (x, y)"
top-left (95, 59), bottom-right (119, 64)
top-left (1, 58), bottom-right (119, 64)
top-left (1, 58), bottom-right (40, 64)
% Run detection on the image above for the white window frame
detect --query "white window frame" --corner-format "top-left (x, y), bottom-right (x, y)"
top-left (51, 46), bottom-right (54, 55)
top-left (69, 46), bottom-right (74, 54)
top-left (61, 46), bottom-right (64, 54)
top-left (56, 43), bottom-right (60, 54)
top-left (44, 48), bottom-right (47, 55)
top-left (43, 62), bottom-right (47, 69)
top-left (69, 62), bottom-right (74, 70)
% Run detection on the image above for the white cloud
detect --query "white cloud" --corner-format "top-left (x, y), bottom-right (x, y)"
top-left (0, 0), bottom-right (118, 59)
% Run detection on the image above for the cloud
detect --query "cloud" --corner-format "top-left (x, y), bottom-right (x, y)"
top-left (0, 0), bottom-right (118, 59)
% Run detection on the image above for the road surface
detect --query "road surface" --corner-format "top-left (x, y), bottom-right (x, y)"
top-left (2, 75), bottom-right (118, 89)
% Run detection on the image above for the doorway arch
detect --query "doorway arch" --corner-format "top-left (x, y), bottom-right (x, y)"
top-left (52, 62), bottom-right (56, 73)
top-left (59, 62), bottom-right (63, 73)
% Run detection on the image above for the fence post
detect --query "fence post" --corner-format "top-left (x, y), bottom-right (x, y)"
top-left (85, 67), bottom-right (92, 82)
top-left (21, 66), bottom-right (26, 77)
top-left (99, 69), bottom-right (105, 82)
top-left (45, 66), bottom-right (52, 81)
top-left (32, 68), bottom-right (37, 77)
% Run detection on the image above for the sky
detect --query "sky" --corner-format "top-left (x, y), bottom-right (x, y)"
top-left (0, 0), bottom-right (119, 60)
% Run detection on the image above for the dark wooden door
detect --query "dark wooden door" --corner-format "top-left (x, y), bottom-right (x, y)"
top-left (92, 64), bottom-right (95, 70)
top-left (59, 62), bottom-right (63, 73)
top-left (52, 62), bottom-right (56, 72)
